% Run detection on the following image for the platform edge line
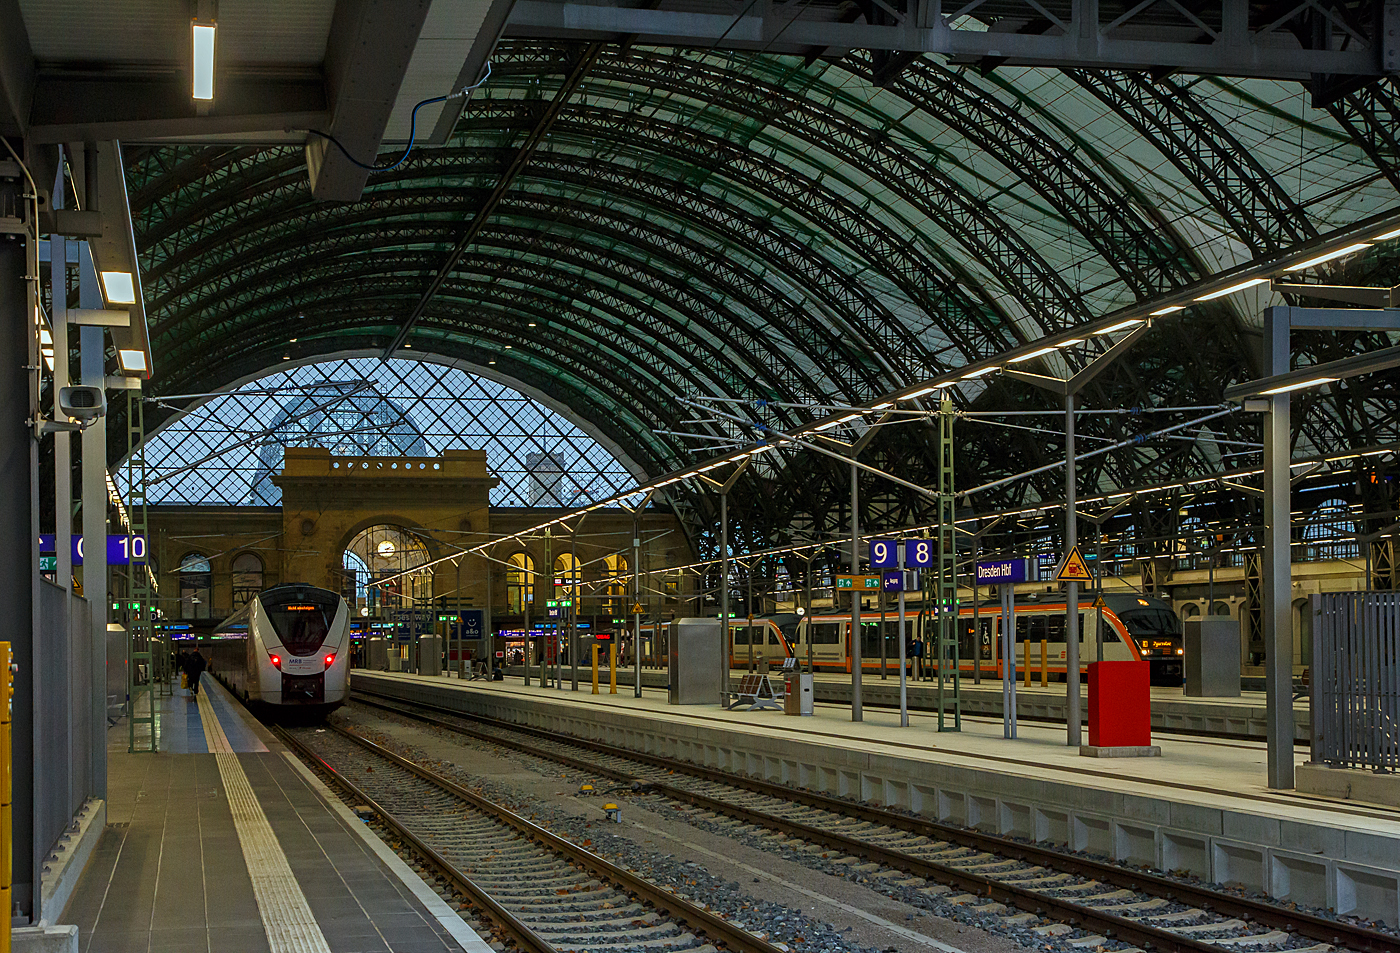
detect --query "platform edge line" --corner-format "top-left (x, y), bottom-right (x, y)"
top-left (279, 749), bottom-right (495, 953)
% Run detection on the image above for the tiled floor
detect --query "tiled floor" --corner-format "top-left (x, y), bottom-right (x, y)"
top-left (65, 679), bottom-right (471, 953)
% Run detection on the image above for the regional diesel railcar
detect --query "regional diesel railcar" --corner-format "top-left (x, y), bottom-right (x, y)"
top-left (751, 593), bottom-right (1181, 684)
top-left (208, 584), bottom-right (351, 720)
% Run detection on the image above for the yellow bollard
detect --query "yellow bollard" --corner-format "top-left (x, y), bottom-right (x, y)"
top-left (1023, 641), bottom-right (1031, 687)
top-left (592, 644), bottom-right (599, 695)
top-left (1040, 639), bottom-right (1048, 687)
top-left (1, 642), bottom-right (12, 953)
top-left (609, 642), bottom-right (618, 694)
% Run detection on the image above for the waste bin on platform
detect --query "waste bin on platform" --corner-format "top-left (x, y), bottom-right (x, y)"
top-left (783, 672), bottom-right (813, 715)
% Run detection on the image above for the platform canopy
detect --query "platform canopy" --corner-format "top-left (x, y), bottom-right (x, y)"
top-left (118, 40), bottom-right (1400, 554)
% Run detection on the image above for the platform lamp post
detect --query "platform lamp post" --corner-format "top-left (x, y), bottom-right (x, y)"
top-left (571, 516), bottom-right (582, 691)
top-left (1003, 322), bottom-right (1151, 749)
top-left (706, 462), bottom-right (749, 707)
top-left (633, 507), bottom-right (642, 697)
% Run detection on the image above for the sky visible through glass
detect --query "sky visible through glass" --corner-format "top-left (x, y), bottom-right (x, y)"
top-left (125, 358), bottom-right (636, 507)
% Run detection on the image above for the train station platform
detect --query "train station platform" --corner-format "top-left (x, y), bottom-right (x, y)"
top-left (355, 669), bottom-right (1400, 927)
top-left (63, 676), bottom-right (490, 953)
top-left (492, 665), bottom-right (1311, 741)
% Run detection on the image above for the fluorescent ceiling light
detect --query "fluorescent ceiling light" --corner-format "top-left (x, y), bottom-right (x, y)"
top-left (117, 349), bottom-right (148, 374)
top-left (1058, 339), bottom-right (1083, 347)
top-left (1150, 305), bottom-right (1185, 316)
top-left (1260, 376), bottom-right (1337, 395)
top-left (40, 329), bottom-right (51, 345)
top-left (1194, 277), bottom-right (1268, 301)
top-left (906, 386), bottom-right (938, 398)
top-left (1008, 346), bottom-right (1056, 363)
top-left (192, 21), bottom-right (216, 100)
top-left (961, 367), bottom-right (997, 379)
top-left (873, 402), bottom-right (894, 409)
top-left (1100, 319), bottom-right (1143, 333)
top-left (100, 272), bottom-right (136, 304)
top-left (1284, 243), bottom-right (1372, 271)
top-left (1372, 227), bottom-right (1400, 242)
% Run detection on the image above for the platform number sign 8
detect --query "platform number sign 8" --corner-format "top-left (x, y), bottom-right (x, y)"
top-left (869, 539), bottom-right (898, 569)
top-left (905, 539), bottom-right (934, 568)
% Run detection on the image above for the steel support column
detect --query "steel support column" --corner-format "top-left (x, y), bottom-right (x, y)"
top-left (851, 460), bottom-right (863, 722)
top-left (1262, 309), bottom-right (1295, 789)
top-left (0, 167), bottom-right (37, 923)
top-left (78, 246), bottom-right (107, 796)
top-left (1066, 394), bottom-right (1081, 748)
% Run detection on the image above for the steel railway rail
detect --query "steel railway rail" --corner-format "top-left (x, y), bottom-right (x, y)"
top-left (351, 688), bottom-right (1399, 953)
top-left (275, 723), bottom-right (790, 953)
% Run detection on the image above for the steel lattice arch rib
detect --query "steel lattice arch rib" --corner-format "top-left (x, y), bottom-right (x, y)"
top-left (121, 40), bottom-right (1400, 559)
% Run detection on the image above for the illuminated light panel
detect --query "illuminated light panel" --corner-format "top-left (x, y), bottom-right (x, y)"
top-left (1372, 227), bottom-right (1400, 242)
top-left (905, 386), bottom-right (938, 398)
top-left (1058, 339), bottom-right (1084, 347)
top-left (1150, 305), bottom-right (1185, 316)
top-left (192, 21), bottom-right (216, 100)
top-left (1100, 319), bottom-right (1143, 333)
top-left (1194, 277), bottom-right (1268, 301)
top-left (118, 349), bottom-right (148, 373)
top-left (100, 271), bottom-right (136, 304)
top-left (1284, 243), bottom-right (1372, 271)
top-left (961, 367), bottom-right (998, 379)
top-left (1008, 346), bottom-right (1056, 363)
top-left (1260, 376), bottom-right (1338, 395)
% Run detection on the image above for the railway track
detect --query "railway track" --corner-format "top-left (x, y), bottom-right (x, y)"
top-left (351, 688), bottom-right (1400, 953)
top-left (276, 722), bottom-right (790, 953)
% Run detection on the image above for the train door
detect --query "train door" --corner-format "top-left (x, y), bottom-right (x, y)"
top-left (807, 619), bottom-right (844, 669)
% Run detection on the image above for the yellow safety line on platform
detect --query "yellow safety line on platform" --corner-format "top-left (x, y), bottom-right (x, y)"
top-left (197, 680), bottom-right (333, 953)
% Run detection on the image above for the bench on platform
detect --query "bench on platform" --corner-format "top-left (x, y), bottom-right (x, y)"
top-left (726, 671), bottom-right (784, 711)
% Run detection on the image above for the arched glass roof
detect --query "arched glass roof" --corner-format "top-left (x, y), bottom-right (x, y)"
top-left (120, 42), bottom-right (1400, 552)
top-left (126, 358), bottom-right (636, 507)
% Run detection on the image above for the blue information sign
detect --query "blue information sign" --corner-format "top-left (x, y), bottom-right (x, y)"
top-left (904, 539), bottom-right (934, 568)
top-left (868, 539), bottom-right (899, 569)
top-left (457, 609), bottom-right (484, 639)
top-left (975, 559), bottom-right (1033, 584)
top-left (38, 534), bottom-right (147, 566)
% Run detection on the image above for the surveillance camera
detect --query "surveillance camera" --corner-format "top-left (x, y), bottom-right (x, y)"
top-left (58, 385), bottom-right (106, 422)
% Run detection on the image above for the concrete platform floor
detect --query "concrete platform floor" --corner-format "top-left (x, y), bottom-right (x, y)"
top-left (372, 669), bottom-right (1400, 838)
top-left (64, 676), bottom-right (488, 953)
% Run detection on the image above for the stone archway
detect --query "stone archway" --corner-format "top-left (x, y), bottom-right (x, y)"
top-left (271, 446), bottom-right (497, 610)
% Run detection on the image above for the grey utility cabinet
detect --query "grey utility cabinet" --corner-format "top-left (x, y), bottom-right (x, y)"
top-left (669, 618), bottom-right (723, 704)
top-left (1183, 617), bottom-right (1240, 697)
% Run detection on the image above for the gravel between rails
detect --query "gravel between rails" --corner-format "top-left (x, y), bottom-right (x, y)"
top-left (348, 691), bottom-right (1397, 953)
top-left (289, 720), bottom-right (874, 953)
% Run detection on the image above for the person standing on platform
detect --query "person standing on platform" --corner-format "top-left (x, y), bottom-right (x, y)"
top-left (185, 649), bottom-right (207, 697)
top-left (912, 636), bottom-right (926, 679)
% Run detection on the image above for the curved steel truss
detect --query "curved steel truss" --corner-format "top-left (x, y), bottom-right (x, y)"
top-left (121, 40), bottom-right (1400, 556)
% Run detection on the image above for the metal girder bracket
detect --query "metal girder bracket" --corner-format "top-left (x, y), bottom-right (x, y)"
top-left (1272, 281), bottom-right (1400, 308)
top-left (1002, 321), bottom-right (1151, 397)
top-left (1223, 341), bottom-right (1400, 401)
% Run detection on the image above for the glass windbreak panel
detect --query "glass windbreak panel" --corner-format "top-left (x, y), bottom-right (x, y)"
top-left (811, 622), bottom-right (841, 645)
top-left (262, 589), bottom-right (338, 656)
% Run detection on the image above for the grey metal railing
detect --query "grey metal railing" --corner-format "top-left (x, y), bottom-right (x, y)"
top-left (1312, 592), bottom-right (1400, 771)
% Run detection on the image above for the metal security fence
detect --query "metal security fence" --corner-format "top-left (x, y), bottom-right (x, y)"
top-left (1312, 592), bottom-right (1400, 771)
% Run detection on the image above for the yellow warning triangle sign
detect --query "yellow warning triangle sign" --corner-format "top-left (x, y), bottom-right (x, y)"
top-left (632, 602), bottom-right (645, 614)
top-left (1054, 545), bottom-right (1093, 583)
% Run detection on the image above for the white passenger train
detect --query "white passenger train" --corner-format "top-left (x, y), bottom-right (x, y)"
top-left (208, 584), bottom-right (351, 720)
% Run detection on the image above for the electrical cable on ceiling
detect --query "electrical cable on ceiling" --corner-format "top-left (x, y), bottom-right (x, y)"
top-left (308, 62), bottom-right (492, 173)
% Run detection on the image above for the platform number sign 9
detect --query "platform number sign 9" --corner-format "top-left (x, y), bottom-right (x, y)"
top-left (905, 539), bottom-right (934, 568)
top-left (869, 539), bottom-right (898, 569)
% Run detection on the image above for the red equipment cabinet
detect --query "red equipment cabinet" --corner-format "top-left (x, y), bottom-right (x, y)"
top-left (1087, 660), bottom-right (1152, 748)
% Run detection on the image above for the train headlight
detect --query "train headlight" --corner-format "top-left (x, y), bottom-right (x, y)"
top-left (325, 653), bottom-right (335, 666)
top-left (269, 654), bottom-right (281, 670)
top-left (1176, 648), bottom-right (1184, 655)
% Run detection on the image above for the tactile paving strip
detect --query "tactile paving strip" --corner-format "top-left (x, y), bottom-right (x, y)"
top-left (198, 682), bottom-right (333, 953)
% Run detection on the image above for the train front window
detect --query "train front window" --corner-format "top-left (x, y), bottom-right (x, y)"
top-left (263, 594), bottom-right (336, 656)
top-left (1117, 608), bottom-right (1181, 640)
